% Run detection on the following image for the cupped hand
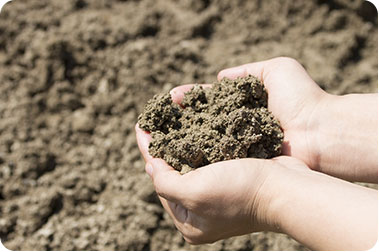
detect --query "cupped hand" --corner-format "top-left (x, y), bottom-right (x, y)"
top-left (135, 63), bottom-right (316, 243)
top-left (136, 124), bottom-right (310, 244)
top-left (217, 57), bottom-right (330, 171)
top-left (170, 57), bottom-right (329, 170)
top-left (135, 57), bottom-right (378, 246)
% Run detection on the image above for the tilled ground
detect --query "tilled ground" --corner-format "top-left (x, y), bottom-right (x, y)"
top-left (0, 0), bottom-right (377, 250)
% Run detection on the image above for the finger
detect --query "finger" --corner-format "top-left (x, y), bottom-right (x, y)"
top-left (159, 196), bottom-right (205, 244)
top-left (170, 84), bottom-right (212, 105)
top-left (150, 158), bottom-right (194, 207)
top-left (135, 123), bottom-right (153, 163)
top-left (217, 61), bottom-right (269, 82)
top-left (158, 195), bottom-right (205, 244)
top-left (158, 195), bottom-right (188, 225)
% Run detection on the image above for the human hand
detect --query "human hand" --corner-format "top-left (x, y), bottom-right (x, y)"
top-left (136, 124), bottom-right (310, 244)
top-left (136, 124), bottom-right (377, 249)
top-left (217, 57), bottom-right (329, 171)
top-left (217, 57), bottom-right (378, 182)
top-left (135, 56), bottom-right (378, 247)
top-left (135, 57), bottom-right (322, 243)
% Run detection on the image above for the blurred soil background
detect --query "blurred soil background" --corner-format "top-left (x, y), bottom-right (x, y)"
top-left (0, 0), bottom-right (377, 250)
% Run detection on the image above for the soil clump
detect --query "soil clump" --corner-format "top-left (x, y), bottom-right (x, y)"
top-left (138, 75), bottom-right (283, 173)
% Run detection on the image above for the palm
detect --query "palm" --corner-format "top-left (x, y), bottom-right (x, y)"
top-left (217, 57), bottom-right (327, 168)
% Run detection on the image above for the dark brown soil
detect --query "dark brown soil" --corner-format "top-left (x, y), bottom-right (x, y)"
top-left (0, 0), bottom-right (377, 250)
top-left (138, 75), bottom-right (283, 173)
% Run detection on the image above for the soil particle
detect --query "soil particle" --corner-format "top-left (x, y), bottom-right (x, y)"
top-left (138, 75), bottom-right (283, 173)
top-left (71, 109), bottom-right (95, 132)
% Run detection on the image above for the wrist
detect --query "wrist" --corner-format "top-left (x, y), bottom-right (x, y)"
top-left (305, 93), bottom-right (337, 172)
top-left (307, 93), bottom-right (378, 182)
top-left (260, 162), bottom-right (378, 250)
top-left (247, 159), bottom-right (293, 233)
top-left (260, 159), bottom-right (316, 235)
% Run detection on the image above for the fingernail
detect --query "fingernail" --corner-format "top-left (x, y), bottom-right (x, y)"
top-left (145, 163), bottom-right (153, 177)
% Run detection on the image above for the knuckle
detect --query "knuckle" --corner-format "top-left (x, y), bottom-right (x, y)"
top-left (183, 237), bottom-right (199, 245)
top-left (155, 188), bottom-right (165, 198)
top-left (274, 56), bottom-right (298, 65)
top-left (180, 224), bottom-right (211, 245)
top-left (183, 233), bottom-right (214, 245)
top-left (183, 233), bottom-right (204, 245)
top-left (181, 225), bottom-right (198, 238)
top-left (217, 71), bottom-right (224, 79)
top-left (184, 238), bottom-right (202, 245)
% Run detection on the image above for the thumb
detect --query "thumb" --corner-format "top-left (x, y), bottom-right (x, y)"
top-left (217, 61), bottom-right (268, 81)
top-left (170, 84), bottom-right (212, 105)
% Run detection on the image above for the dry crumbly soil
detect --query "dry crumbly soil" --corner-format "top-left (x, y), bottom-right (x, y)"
top-left (0, 0), bottom-right (377, 250)
top-left (138, 76), bottom-right (284, 173)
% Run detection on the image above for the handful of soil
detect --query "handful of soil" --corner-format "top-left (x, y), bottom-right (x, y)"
top-left (138, 75), bottom-right (284, 174)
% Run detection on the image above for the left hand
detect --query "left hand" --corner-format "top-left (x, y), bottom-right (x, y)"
top-left (135, 86), bottom-right (309, 244)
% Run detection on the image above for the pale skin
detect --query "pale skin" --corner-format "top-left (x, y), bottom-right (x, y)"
top-left (135, 57), bottom-right (378, 250)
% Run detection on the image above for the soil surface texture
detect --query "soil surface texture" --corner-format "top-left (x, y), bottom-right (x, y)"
top-left (0, 0), bottom-right (377, 250)
top-left (138, 76), bottom-right (283, 173)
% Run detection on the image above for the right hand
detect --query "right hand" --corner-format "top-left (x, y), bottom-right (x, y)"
top-left (215, 57), bottom-right (330, 172)
top-left (216, 57), bottom-right (378, 183)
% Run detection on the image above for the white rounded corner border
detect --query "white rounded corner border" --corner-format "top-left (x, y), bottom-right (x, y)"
top-left (0, 0), bottom-right (376, 251)
top-left (0, 239), bottom-right (11, 252)
top-left (0, 0), bottom-right (12, 13)
top-left (368, 0), bottom-right (379, 14)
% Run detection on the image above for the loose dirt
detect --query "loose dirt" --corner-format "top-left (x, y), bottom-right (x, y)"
top-left (0, 0), bottom-right (377, 250)
top-left (138, 76), bottom-right (283, 173)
